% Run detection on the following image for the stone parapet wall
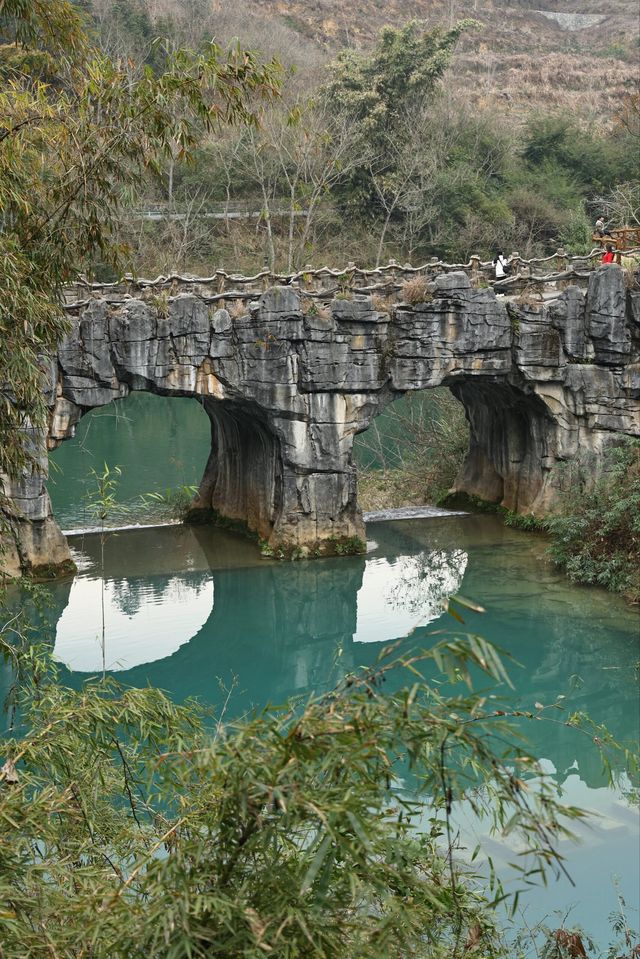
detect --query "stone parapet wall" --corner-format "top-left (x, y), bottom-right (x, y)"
top-left (64, 247), bottom-right (640, 311)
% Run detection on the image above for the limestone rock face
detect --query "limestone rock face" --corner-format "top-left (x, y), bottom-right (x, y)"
top-left (2, 265), bottom-right (638, 575)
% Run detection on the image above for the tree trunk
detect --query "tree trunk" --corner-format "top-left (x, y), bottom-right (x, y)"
top-left (376, 208), bottom-right (394, 268)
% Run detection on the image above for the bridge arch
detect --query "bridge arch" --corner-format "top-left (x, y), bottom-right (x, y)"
top-left (448, 378), bottom-right (558, 512)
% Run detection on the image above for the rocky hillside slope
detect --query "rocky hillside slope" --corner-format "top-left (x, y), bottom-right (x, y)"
top-left (99, 1), bottom-right (639, 120)
top-left (214, 0), bottom-right (637, 120)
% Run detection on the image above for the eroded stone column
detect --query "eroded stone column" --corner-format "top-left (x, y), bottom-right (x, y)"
top-left (191, 396), bottom-right (366, 556)
top-left (1, 427), bottom-right (74, 578)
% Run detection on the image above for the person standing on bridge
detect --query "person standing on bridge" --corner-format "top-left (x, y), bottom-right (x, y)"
top-left (493, 252), bottom-right (509, 280)
top-left (595, 216), bottom-right (612, 239)
top-left (602, 244), bottom-right (616, 264)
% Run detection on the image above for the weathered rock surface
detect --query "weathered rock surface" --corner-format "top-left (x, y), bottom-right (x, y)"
top-left (2, 265), bottom-right (638, 575)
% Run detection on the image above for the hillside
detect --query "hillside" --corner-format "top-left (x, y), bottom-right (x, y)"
top-left (207, 0), bottom-right (638, 120)
top-left (117, 0), bottom-right (639, 122)
top-left (76, 0), bottom-right (638, 274)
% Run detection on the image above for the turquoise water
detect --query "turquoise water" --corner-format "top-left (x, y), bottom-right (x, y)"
top-left (14, 513), bottom-right (637, 948)
top-left (49, 393), bottom-right (210, 529)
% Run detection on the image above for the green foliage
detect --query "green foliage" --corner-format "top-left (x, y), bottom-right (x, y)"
top-left (547, 439), bottom-right (640, 602)
top-left (356, 390), bottom-right (469, 510)
top-left (85, 463), bottom-right (128, 526)
top-left (493, 113), bottom-right (636, 253)
top-left (101, 14), bottom-right (637, 273)
top-left (326, 19), bottom-right (475, 138)
top-left (324, 19), bottom-right (476, 217)
top-left (557, 207), bottom-right (594, 255)
top-left (503, 510), bottom-right (546, 532)
top-left (522, 114), bottom-right (630, 196)
top-left (0, 628), bottom-right (627, 958)
top-left (325, 535), bottom-right (366, 555)
top-left (138, 484), bottom-right (198, 522)
top-left (0, 0), bottom-right (280, 482)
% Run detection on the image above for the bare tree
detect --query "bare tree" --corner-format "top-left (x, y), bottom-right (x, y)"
top-left (267, 99), bottom-right (369, 270)
top-left (593, 182), bottom-right (640, 228)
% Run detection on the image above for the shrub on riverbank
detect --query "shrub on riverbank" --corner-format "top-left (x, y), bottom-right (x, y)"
top-left (547, 438), bottom-right (640, 603)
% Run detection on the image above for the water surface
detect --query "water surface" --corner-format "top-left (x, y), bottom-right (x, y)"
top-left (17, 514), bottom-right (635, 947)
top-left (49, 392), bottom-right (210, 529)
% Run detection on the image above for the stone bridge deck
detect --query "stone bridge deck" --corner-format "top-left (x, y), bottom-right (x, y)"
top-left (2, 266), bottom-right (639, 575)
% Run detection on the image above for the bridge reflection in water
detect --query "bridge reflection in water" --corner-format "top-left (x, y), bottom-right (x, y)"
top-left (35, 514), bottom-right (638, 795)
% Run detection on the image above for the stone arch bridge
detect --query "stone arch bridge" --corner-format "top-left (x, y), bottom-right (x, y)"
top-left (2, 266), bottom-right (639, 576)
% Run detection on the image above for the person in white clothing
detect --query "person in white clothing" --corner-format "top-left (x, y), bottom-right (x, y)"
top-left (493, 252), bottom-right (509, 279)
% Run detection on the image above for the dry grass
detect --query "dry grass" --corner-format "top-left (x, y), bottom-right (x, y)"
top-left (371, 293), bottom-right (394, 313)
top-left (401, 275), bottom-right (432, 306)
top-left (228, 299), bottom-right (249, 319)
top-left (514, 284), bottom-right (544, 309)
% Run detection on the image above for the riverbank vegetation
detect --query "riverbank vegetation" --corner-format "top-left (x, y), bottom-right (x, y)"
top-left (546, 438), bottom-right (640, 603)
top-left (0, 624), bottom-right (636, 958)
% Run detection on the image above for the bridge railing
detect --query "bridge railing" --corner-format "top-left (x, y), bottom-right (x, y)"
top-left (63, 247), bottom-right (640, 310)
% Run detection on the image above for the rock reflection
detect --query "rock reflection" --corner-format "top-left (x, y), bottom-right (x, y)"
top-left (119, 555), bottom-right (366, 707)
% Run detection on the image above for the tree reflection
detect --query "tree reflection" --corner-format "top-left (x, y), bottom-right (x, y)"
top-left (384, 548), bottom-right (468, 618)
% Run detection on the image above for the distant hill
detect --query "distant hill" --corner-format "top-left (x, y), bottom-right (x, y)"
top-left (94, 0), bottom-right (639, 122)
top-left (215, 0), bottom-right (638, 120)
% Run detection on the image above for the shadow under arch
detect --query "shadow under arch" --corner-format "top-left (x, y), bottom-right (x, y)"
top-left (190, 397), bottom-right (284, 543)
top-left (448, 377), bottom-right (559, 512)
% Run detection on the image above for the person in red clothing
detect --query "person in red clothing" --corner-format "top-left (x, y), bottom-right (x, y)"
top-left (602, 244), bottom-right (616, 264)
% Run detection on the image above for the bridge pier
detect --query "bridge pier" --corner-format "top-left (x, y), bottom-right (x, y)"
top-left (189, 396), bottom-right (365, 556)
top-left (1, 266), bottom-right (637, 577)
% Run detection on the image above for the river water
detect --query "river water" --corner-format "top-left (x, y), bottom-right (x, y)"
top-left (31, 394), bottom-right (640, 947)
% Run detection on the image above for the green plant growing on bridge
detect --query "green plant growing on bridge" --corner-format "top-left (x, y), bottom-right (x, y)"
top-left (1, 622), bottom-right (635, 959)
top-left (325, 534), bottom-right (366, 555)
